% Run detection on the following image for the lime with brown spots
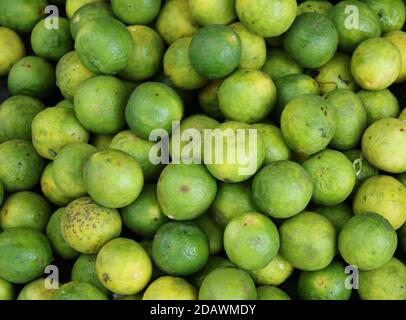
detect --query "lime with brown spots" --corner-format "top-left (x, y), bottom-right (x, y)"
top-left (18, 278), bottom-right (56, 300)
top-left (157, 164), bottom-right (217, 221)
top-left (257, 286), bottom-right (291, 300)
top-left (53, 281), bottom-right (107, 300)
top-left (297, 1), bottom-right (333, 16)
top-left (143, 276), bottom-right (197, 300)
top-left (111, 0), bottom-right (161, 25)
top-left (0, 27), bottom-right (25, 76)
top-left (61, 197), bottom-right (122, 254)
top-left (249, 254), bottom-right (294, 286)
top-left (189, 0), bottom-right (236, 26)
top-left (262, 48), bottom-right (303, 80)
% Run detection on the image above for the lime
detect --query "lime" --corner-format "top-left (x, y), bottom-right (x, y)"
top-left (152, 222), bottom-right (209, 276)
top-left (199, 267), bottom-right (256, 300)
top-left (198, 80), bottom-right (224, 120)
top-left (189, 25), bottom-right (241, 80)
top-left (359, 258), bottom-right (406, 300)
top-left (84, 149), bottom-right (144, 208)
top-left (353, 175), bottom-right (406, 230)
top-left (0, 95), bottom-right (44, 143)
top-left (41, 163), bottom-right (75, 206)
top-left (219, 69), bottom-right (276, 123)
top-left (224, 212), bottom-right (279, 271)
top-left (121, 184), bottom-right (168, 238)
top-left (351, 37), bottom-right (401, 90)
top-left (91, 134), bottom-right (114, 151)
top-left (125, 82), bottom-right (184, 140)
top-left (61, 197), bottom-right (122, 254)
top-left (17, 278), bottom-right (56, 300)
top-left (297, 1), bottom-right (333, 16)
top-left (75, 17), bottom-right (134, 75)
top-left (262, 49), bottom-right (303, 80)
top-left (384, 31), bottom-right (406, 83)
top-left (280, 94), bottom-right (336, 156)
top-left (46, 208), bottom-right (80, 260)
top-left (143, 276), bottom-right (197, 300)
top-left (0, 27), bottom-right (25, 76)
top-left (157, 163), bottom-right (217, 220)
top-left (110, 130), bottom-right (164, 181)
top-left (111, 0), bottom-right (161, 25)
top-left (155, 0), bottom-right (200, 45)
top-left (329, 1), bottom-right (382, 53)
top-left (210, 181), bottom-right (257, 227)
top-left (0, 278), bottom-right (13, 300)
top-left (283, 13), bottom-right (338, 68)
top-left (154, 72), bottom-right (196, 106)
top-left (257, 286), bottom-right (291, 300)
top-left (339, 212), bottom-right (397, 270)
top-left (249, 254), bottom-right (294, 286)
top-left (361, 0), bottom-right (406, 33)
top-left (361, 118), bottom-right (406, 174)
top-left (252, 161), bottom-right (313, 219)
top-left (189, 0), bottom-right (236, 26)
top-left (55, 100), bottom-right (74, 109)
top-left (314, 204), bottom-right (353, 233)
top-left (0, 228), bottom-right (53, 284)
top-left (31, 107), bottom-right (89, 160)
top-left (7, 56), bottom-right (55, 99)
top-left (66, 0), bottom-right (107, 19)
top-left (53, 281), bottom-right (107, 300)
top-left (192, 214), bottom-right (223, 255)
top-left (279, 211), bottom-right (336, 271)
top-left (343, 149), bottom-right (378, 187)
top-left (298, 261), bottom-right (352, 300)
top-left (163, 36), bottom-right (207, 90)
top-left (0, 139), bottom-right (44, 192)
top-left (236, 0), bottom-right (297, 37)
top-left (189, 256), bottom-right (235, 288)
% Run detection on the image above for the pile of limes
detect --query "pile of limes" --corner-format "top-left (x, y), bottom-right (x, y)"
top-left (0, 0), bottom-right (405, 301)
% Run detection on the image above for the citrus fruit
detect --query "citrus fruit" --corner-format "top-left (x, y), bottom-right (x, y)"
top-left (0, 278), bottom-right (13, 300)
top-left (297, 0), bottom-right (333, 16)
top-left (66, 0), bottom-right (107, 18)
top-left (249, 254), bottom-right (294, 286)
top-left (188, 0), bottom-right (236, 26)
top-left (53, 281), bottom-right (107, 300)
top-left (189, 256), bottom-right (235, 288)
top-left (384, 31), bottom-right (406, 83)
top-left (361, 0), bottom-right (406, 33)
top-left (314, 203), bottom-right (353, 233)
top-left (192, 214), bottom-right (223, 255)
top-left (198, 80), bottom-right (225, 120)
top-left (262, 48), bottom-right (303, 80)
top-left (143, 276), bottom-right (197, 300)
top-left (257, 286), bottom-right (291, 300)
top-left (343, 149), bottom-right (379, 188)
top-left (111, 0), bottom-right (161, 25)
top-left (17, 278), bottom-right (56, 300)
top-left (0, 27), bottom-right (25, 76)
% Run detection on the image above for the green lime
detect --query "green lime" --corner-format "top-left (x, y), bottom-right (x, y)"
top-left (219, 69), bottom-right (276, 123)
top-left (280, 94), bottom-right (336, 156)
top-left (143, 276), bottom-right (197, 300)
top-left (298, 260), bottom-right (352, 300)
top-left (0, 278), bottom-right (13, 300)
top-left (224, 212), bottom-right (279, 271)
top-left (157, 163), bottom-right (217, 221)
top-left (199, 267), bottom-right (256, 300)
top-left (0, 95), bottom-right (44, 143)
top-left (314, 53), bottom-right (357, 95)
top-left (70, 2), bottom-right (114, 39)
top-left (0, 228), bottom-right (53, 284)
top-left (253, 161), bottom-right (313, 218)
top-left (314, 203), bottom-right (353, 233)
top-left (353, 175), bottom-right (406, 230)
top-left (0, 0), bottom-right (47, 34)
top-left (155, 0), bottom-right (200, 45)
top-left (198, 80), bottom-right (225, 120)
top-left (189, 25), bottom-right (241, 79)
top-left (7, 56), bottom-right (55, 99)
top-left (329, 1), bottom-right (382, 53)
top-left (361, 0), bottom-right (405, 33)
top-left (361, 118), bottom-right (406, 174)
top-left (56, 51), bottom-right (95, 100)
top-left (257, 286), bottom-right (291, 300)
top-left (297, 1), bottom-right (333, 16)
top-left (152, 222), bottom-right (209, 276)
top-left (0, 139), bottom-right (44, 192)
top-left (121, 184), bottom-right (168, 238)
top-left (55, 99), bottom-right (74, 109)
top-left (339, 212), bottom-right (397, 270)
top-left (111, 0), bottom-right (161, 25)
top-left (0, 27), bottom-right (25, 76)
top-left (385, 31), bottom-right (406, 83)
top-left (53, 281), bottom-right (107, 300)
top-left (61, 197), bottom-right (122, 253)
top-left (41, 163), bottom-right (75, 206)
top-left (0, 191), bottom-right (50, 231)
top-left (120, 25), bottom-right (165, 82)
top-left (210, 181), bottom-right (257, 227)
top-left (204, 121), bottom-right (265, 183)
top-left (283, 13), bottom-right (338, 68)
top-left (91, 134), bottom-right (114, 151)
top-left (193, 214), bottom-right (223, 255)
top-left (153, 72), bottom-right (196, 106)
top-left (17, 278), bottom-right (56, 300)
top-left (96, 238), bottom-right (152, 295)
top-left (74, 76), bottom-right (129, 135)
top-left (189, 256), bottom-right (235, 288)
top-left (357, 89), bottom-right (400, 125)
top-left (71, 254), bottom-right (109, 295)
top-left (125, 82), bottom-right (184, 140)
top-left (164, 36), bottom-right (207, 90)
top-left (31, 18), bottom-right (73, 61)
top-left (262, 49), bottom-right (303, 80)
top-left (110, 130), bottom-right (164, 181)
top-left (46, 208), bottom-right (79, 260)
top-left (31, 107), bottom-right (89, 160)
top-left (66, 0), bottom-right (107, 18)
top-left (189, 0), bottom-right (236, 26)
top-left (53, 143), bottom-right (97, 198)
top-left (249, 254), bottom-right (294, 286)
top-left (351, 37), bottom-right (401, 90)
top-left (343, 149), bottom-right (379, 186)
top-left (230, 22), bottom-right (266, 70)
top-left (75, 17), bottom-right (134, 74)
top-left (84, 149), bottom-right (144, 208)
top-left (359, 258), bottom-right (406, 300)
top-left (279, 211), bottom-right (336, 271)
top-left (236, 0), bottom-right (297, 37)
